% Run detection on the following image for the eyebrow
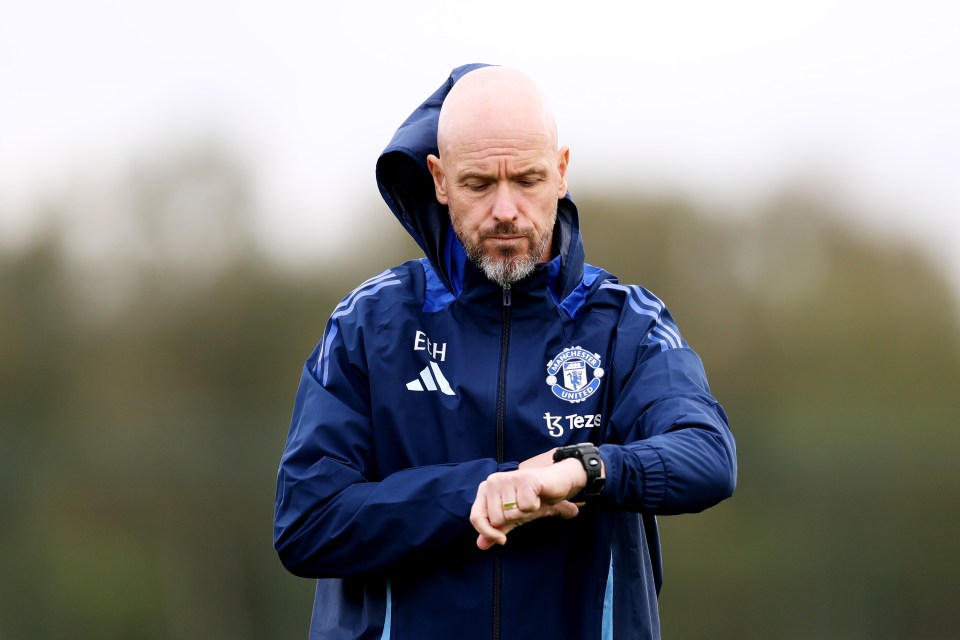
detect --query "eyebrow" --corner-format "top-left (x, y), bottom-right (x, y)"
top-left (456, 167), bottom-right (549, 182)
top-left (456, 170), bottom-right (492, 183)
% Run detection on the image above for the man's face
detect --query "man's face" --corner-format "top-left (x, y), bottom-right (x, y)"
top-left (428, 127), bottom-right (569, 286)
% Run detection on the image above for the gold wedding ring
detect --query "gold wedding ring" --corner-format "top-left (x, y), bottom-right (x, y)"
top-left (502, 501), bottom-right (518, 511)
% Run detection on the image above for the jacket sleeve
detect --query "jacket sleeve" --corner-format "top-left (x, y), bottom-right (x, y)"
top-left (598, 295), bottom-right (737, 515)
top-left (274, 317), bottom-right (505, 579)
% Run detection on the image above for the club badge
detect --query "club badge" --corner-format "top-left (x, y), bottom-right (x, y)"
top-left (546, 346), bottom-right (604, 403)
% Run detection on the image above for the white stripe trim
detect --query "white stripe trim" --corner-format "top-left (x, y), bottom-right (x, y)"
top-left (332, 279), bottom-right (401, 321)
top-left (316, 321), bottom-right (339, 385)
top-left (601, 282), bottom-right (682, 351)
top-left (631, 287), bottom-right (683, 349)
top-left (317, 276), bottom-right (401, 384)
top-left (419, 365), bottom-right (437, 391)
top-left (429, 361), bottom-right (455, 396)
top-left (380, 580), bottom-right (392, 640)
top-left (334, 270), bottom-right (395, 313)
top-left (602, 556), bottom-right (614, 640)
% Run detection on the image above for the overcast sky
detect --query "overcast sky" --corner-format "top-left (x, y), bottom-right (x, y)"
top-left (2, 1), bottom-right (958, 283)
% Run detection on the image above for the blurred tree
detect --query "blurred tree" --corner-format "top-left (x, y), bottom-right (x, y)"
top-left (580, 190), bottom-right (960, 639)
top-left (1, 147), bottom-right (957, 639)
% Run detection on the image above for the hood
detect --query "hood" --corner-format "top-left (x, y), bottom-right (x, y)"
top-left (375, 63), bottom-right (585, 302)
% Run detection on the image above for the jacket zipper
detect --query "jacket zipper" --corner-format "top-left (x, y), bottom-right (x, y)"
top-left (492, 283), bottom-right (511, 640)
top-left (497, 284), bottom-right (511, 461)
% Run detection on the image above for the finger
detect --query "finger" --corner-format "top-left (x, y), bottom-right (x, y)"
top-left (477, 517), bottom-right (527, 550)
top-left (476, 524), bottom-right (507, 549)
top-left (490, 482), bottom-right (522, 525)
top-left (476, 525), bottom-right (509, 550)
top-left (486, 490), bottom-right (511, 527)
top-left (474, 479), bottom-right (507, 527)
top-left (514, 484), bottom-right (541, 515)
top-left (476, 517), bottom-right (510, 550)
top-left (470, 490), bottom-right (504, 543)
top-left (553, 500), bottom-right (580, 520)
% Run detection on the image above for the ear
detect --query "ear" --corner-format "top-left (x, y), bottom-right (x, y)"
top-left (556, 146), bottom-right (570, 197)
top-left (426, 154), bottom-right (449, 205)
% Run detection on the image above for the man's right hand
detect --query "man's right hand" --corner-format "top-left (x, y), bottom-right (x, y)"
top-left (469, 454), bottom-right (588, 550)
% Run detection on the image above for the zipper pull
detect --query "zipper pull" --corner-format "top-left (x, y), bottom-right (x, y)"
top-left (502, 284), bottom-right (512, 307)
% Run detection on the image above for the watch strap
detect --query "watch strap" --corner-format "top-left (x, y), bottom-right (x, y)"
top-left (553, 443), bottom-right (605, 500)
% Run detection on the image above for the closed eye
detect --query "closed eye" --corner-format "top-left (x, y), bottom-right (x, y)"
top-left (515, 170), bottom-right (547, 187)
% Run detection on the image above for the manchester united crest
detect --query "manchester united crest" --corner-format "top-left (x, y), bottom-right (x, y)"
top-left (546, 346), bottom-right (604, 403)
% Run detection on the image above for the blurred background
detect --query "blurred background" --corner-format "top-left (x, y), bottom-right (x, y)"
top-left (2, 2), bottom-right (958, 638)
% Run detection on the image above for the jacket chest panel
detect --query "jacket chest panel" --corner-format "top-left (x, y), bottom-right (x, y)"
top-left (365, 309), bottom-right (616, 472)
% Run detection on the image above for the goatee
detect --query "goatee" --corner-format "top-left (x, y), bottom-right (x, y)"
top-left (458, 219), bottom-right (554, 287)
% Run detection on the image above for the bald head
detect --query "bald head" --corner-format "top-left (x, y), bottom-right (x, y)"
top-left (437, 66), bottom-right (559, 156)
top-left (426, 66), bottom-right (570, 286)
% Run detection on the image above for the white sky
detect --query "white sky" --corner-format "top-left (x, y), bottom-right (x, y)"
top-left (1, 1), bottom-right (958, 283)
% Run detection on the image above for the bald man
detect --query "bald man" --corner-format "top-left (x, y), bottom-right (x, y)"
top-left (275, 64), bottom-right (737, 640)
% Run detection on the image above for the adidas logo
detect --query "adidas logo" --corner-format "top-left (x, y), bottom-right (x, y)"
top-left (406, 362), bottom-right (455, 396)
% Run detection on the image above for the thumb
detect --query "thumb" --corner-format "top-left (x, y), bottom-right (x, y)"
top-left (553, 501), bottom-right (580, 520)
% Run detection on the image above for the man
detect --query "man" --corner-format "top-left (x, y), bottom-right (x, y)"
top-left (274, 64), bottom-right (736, 640)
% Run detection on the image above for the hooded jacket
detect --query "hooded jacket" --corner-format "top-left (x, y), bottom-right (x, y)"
top-left (274, 64), bottom-right (737, 640)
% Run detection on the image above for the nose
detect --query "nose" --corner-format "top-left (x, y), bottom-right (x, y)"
top-left (491, 182), bottom-right (519, 222)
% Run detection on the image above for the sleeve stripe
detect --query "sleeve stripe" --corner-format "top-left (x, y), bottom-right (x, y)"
top-left (316, 321), bottom-right (338, 385)
top-left (334, 270), bottom-right (397, 314)
top-left (331, 278), bottom-right (401, 322)
top-left (600, 282), bottom-right (684, 352)
top-left (316, 273), bottom-right (402, 385)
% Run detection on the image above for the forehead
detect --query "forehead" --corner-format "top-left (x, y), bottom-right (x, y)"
top-left (445, 128), bottom-right (555, 169)
top-left (440, 110), bottom-right (557, 179)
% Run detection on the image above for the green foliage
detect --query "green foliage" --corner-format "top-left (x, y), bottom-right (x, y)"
top-left (1, 147), bottom-right (958, 638)
top-left (580, 191), bottom-right (960, 639)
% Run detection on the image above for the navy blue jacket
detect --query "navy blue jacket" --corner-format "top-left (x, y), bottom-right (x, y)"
top-left (275, 64), bottom-right (737, 640)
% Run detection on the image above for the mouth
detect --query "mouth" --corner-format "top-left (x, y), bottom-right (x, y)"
top-left (478, 225), bottom-right (533, 252)
top-left (484, 236), bottom-right (528, 251)
top-left (482, 228), bottom-right (528, 240)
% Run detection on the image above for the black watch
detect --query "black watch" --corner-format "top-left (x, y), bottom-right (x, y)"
top-left (553, 443), bottom-right (605, 500)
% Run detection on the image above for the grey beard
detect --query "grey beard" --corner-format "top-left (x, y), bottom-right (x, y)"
top-left (454, 210), bottom-right (556, 287)
top-left (476, 252), bottom-right (538, 287)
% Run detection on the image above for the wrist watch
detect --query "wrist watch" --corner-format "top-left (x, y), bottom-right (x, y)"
top-left (553, 443), bottom-right (605, 500)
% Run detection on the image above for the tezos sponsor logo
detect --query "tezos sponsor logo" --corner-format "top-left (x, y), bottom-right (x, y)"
top-left (546, 346), bottom-right (603, 403)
